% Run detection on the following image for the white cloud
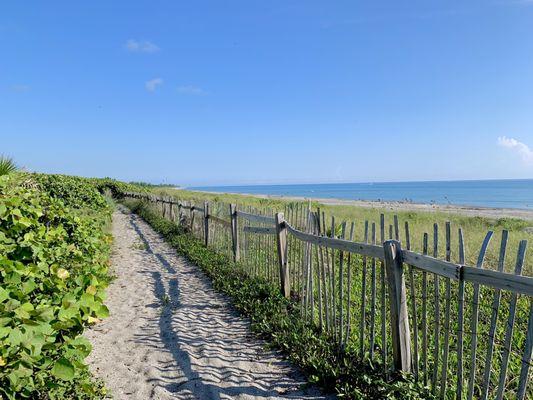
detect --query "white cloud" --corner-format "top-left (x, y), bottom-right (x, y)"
top-left (498, 136), bottom-right (533, 165)
top-left (125, 39), bottom-right (159, 53)
top-left (145, 78), bottom-right (163, 92)
top-left (177, 85), bottom-right (207, 96)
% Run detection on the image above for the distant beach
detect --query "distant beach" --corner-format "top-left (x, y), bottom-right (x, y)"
top-left (188, 180), bottom-right (533, 221)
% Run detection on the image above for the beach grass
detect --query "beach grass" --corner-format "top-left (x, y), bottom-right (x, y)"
top-left (151, 188), bottom-right (533, 276)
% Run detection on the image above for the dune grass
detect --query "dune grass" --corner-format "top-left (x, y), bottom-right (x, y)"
top-left (152, 188), bottom-right (533, 276)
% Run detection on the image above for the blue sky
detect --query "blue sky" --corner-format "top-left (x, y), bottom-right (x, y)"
top-left (2, 1), bottom-right (533, 186)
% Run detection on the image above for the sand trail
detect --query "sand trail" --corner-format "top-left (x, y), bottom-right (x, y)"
top-left (85, 208), bottom-right (329, 400)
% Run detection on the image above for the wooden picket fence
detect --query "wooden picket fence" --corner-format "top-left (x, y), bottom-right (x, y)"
top-left (124, 192), bottom-right (533, 400)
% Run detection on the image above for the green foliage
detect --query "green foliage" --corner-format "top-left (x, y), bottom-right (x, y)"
top-left (32, 174), bottom-right (110, 212)
top-left (31, 174), bottom-right (146, 212)
top-left (125, 199), bottom-right (434, 399)
top-left (127, 181), bottom-right (177, 188)
top-left (0, 174), bottom-right (111, 399)
top-left (90, 178), bottom-right (144, 200)
top-left (0, 156), bottom-right (18, 176)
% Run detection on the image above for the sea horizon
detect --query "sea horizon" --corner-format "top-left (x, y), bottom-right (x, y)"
top-left (189, 178), bottom-right (533, 210)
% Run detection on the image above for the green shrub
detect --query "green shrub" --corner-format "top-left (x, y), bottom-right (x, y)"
top-left (0, 157), bottom-right (18, 176)
top-left (124, 199), bottom-right (434, 399)
top-left (31, 174), bottom-right (109, 212)
top-left (0, 174), bottom-right (111, 399)
top-left (89, 178), bottom-right (143, 200)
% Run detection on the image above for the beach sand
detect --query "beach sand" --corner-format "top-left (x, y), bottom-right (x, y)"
top-left (193, 190), bottom-right (533, 222)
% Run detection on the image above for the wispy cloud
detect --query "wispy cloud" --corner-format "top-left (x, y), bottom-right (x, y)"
top-left (177, 85), bottom-right (208, 96)
top-left (10, 84), bottom-right (30, 92)
top-left (498, 136), bottom-right (533, 165)
top-left (145, 78), bottom-right (163, 92)
top-left (125, 39), bottom-right (159, 53)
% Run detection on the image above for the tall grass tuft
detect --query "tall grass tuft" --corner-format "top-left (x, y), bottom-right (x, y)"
top-left (0, 156), bottom-right (18, 176)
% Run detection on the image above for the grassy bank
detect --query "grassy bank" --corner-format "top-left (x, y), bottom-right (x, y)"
top-left (123, 198), bottom-right (433, 399)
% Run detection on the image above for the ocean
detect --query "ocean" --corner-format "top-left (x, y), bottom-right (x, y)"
top-left (189, 180), bottom-right (533, 210)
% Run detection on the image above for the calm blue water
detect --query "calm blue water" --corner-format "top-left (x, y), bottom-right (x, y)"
top-left (190, 180), bottom-right (533, 210)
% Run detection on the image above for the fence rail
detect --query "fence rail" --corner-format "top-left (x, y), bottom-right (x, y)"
top-left (124, 191), bottom-right (533, 400)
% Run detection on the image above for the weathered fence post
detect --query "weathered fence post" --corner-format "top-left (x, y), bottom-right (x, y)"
top-left (204, 201), bottom-right (209, 246)
top-left (384, 239), bottom-right (412, 373)
top-left (275, 212), bottom-right (290, 298)
top-left (229, 204), bottom-right (240, 262)
top-left (190, 203), bottom-right (195, 232)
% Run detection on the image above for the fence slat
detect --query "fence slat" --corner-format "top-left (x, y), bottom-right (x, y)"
top-left (432, 223), bottom-right (440, 394)
top-left (467, 231), bottom-right (494, 400)
top-left (381, 215), bottom-right (387, 372)
top-left (480, 230), bottom-right (508, 400)
top-left (495, 240), bottom-right (527, 400)
top-left (360, 221), bottom-right (369, 358)
top-left (405, 221), bottom-right (419, 379)
top-left (456, 228), bottom-right (465, 400)
top-left (344, 222), bottom-right (355, 348)
top-left (422, 233), bottom-right (429, 386)
top-left (439, 221), bottom-right (452, 399)
top-left (339, 222), bottom-right (347, 345)
top-left (517, 300), bottom-right (533, 400)
top-left (331, 217), bottom-right (337, 342)
top-left (319, 225), bottom-right (330, 332)
top-left (370, 223), bottom-right (377, 360)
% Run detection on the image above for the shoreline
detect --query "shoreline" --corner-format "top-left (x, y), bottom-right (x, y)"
top-left (187, 190), bottom-right (533, 222)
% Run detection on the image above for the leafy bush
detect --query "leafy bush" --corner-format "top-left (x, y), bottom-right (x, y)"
top-left (124, 199), bottom-right (434, 399)
top-left (31, 174), bottom-right (144, 213)
top-left (89, 178), bottom-right (143, 200)
top-left (0, 174), bottom-right (111, 399)
top-left (31, 174), bottom-right (109, 212)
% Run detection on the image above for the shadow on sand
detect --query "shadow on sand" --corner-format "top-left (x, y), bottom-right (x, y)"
top-left (127, 212), bottom-right (323, 399)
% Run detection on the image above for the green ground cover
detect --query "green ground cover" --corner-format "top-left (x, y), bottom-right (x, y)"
top-left (0, 173), bottom-right (140, 399)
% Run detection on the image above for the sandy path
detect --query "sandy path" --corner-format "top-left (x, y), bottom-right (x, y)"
top-left (85, 207), bottom-right (329, 400)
